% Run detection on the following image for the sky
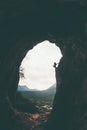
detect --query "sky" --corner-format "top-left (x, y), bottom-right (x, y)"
top-left (18, 40), bottom-right (62, 90)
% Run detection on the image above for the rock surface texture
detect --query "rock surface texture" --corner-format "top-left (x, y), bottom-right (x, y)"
top-left (0, 0), bottom-right (87, 130)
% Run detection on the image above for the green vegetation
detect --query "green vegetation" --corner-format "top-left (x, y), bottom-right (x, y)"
top-left (20, 89), bottom-right (56, 113)
top-left (17, 85), bottom-right (56, 113)
top-left (15, 86), bottom-right (56, 129)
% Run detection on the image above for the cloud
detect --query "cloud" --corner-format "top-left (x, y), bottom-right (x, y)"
top-left (19, 40), bottom-right (62, 90)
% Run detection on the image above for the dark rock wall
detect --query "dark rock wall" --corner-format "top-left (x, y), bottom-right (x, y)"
top-left (0, 0), bottom-right (87, 130)
top-left (46, 39), bottom-right (87, 130)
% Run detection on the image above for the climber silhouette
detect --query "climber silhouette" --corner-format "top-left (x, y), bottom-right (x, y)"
top-left (53, 62), bottom-right (58, 91)
top-left (53, 62), bottom-right (58, 69)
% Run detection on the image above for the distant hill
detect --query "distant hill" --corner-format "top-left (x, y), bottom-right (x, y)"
top-left (17, 85), bottom-right (30, 91)
top-left (18, 84), bottom-right (56, 92)
top-left (17, 85), bottom-right (39, 91)
top-left (18, 84), bottom-right (56, 102)
top-left (44, 84), bottom-right (56, 93)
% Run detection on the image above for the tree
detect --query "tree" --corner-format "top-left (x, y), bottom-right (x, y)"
top-left (19, 67), bottom-right (25, 78)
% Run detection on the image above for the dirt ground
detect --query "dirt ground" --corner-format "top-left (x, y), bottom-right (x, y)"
top-left (12, 111), bottom-right (50, 130)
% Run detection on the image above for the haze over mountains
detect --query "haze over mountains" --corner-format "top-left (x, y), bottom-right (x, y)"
top-left (17, 84), bottom-right (56, 92)
top-left (17, 85), bottom-right (38, 91)
top-left (17, 84), bottom-right (56, 102)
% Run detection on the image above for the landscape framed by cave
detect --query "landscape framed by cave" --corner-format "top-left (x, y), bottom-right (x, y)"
top-left (0, 1), bottom-right (87, 130)
top-left (16, 41), bottom-right (62, 129)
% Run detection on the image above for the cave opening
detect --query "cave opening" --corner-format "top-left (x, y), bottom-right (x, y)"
top-left (0, 1), bottom-right (87, 130)
top-left (15, 40), bottom-right (62, 129)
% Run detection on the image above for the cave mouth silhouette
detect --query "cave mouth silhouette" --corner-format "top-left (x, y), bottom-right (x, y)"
top-left (0, 1), bottom-right (87, 130)
top-left (15, 41), bottom-right (62, 129)
top-left (18, 40), bottom-right (62, 91)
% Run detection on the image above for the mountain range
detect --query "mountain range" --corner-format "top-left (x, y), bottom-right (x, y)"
top-left (17, 84), bottom-right (56, 92)
top-left (17, 85), bottom-right (38, 91)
